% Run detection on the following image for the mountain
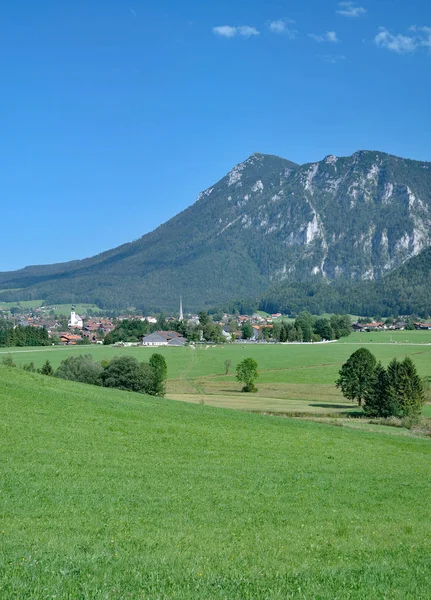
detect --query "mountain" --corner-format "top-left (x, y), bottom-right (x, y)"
top-left (259, 246), bottom-right (431, 318)
top-left (0, 150), bottom-right (430, 312)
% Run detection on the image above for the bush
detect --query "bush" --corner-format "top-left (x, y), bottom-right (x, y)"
top-left (38, 360), bottom-right (54, 376)
top-left (100, 356), bottom-right (147, 392)
top-left (1, 354), bottom-right (16, 368)
top-left (22, 362), bottom-right (36, 372)
top-left (55, 355), bottom-right (103, 386)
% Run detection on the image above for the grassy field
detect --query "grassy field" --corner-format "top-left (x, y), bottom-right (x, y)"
top-left (0, 365), bottom-right (430, 599)
top-left (0, 299), bottom-right (44, 310)
top-left (2, 333), bottom-right (430, 415)
top-left (0, 300), bottom-right (102, 314)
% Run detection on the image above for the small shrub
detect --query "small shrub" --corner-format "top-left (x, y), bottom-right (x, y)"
top-left (1, 354), bottom-right (16, 368)
top-left (38, 360), bottom-right (54, 376)
top-left (400, 415), bottom-right (421, 430)
top-left (22, 362), bottom-right (36, 372)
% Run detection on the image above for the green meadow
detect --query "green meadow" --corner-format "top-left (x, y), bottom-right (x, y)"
top-left (0, 300), bottom-right (102, 314)
top-left (2, 331), bottom-right (430, 415)
top-left (0, 366), bottom-right (430, 599)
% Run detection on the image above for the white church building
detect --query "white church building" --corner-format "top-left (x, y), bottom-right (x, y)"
top-left (68, 305), bottom-right (83, 329)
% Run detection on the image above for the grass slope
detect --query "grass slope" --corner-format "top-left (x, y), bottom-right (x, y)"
top-left (0, 367), bottom-right (430, 599)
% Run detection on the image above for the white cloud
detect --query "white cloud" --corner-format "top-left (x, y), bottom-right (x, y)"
top-left (268, 19), bottom-right (298, 39)
top-left (213, 25), bottom-right (260, 38)
top-left (374, 28), bottom-right (418, 54)
top-left (213, 26), bottom-right (238, 38)
top-left (238, 26), bottom-right (260, 38)
top-left (309, 31), bottom-right (340, 43)
top-left (374, 26), bottom-right (431, 54)
top-left (327, 31), bottom-right (339, 43)
top-left (411, 25), bottom-right (431, 48)
top-left (269, 20), bottom-right (286, 34)
top-left (336, 2), bottom-right (367, 17)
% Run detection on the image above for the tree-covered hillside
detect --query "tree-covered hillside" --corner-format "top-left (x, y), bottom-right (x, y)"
top-left (0, 150), bottom-right (430, 312)
top-left (259, 246), bottom-right (431, 317)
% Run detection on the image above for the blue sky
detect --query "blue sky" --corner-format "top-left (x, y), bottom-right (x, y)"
top-left (0, 0), bottom-right (430, 270)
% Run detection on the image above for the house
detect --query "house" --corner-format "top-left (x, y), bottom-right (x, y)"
top-left (141, 333), bottom-right (169, 346)
top-left (187, 316), bottom-right (200, 325)
top-left (221, 329), bottom-right (232, 342)
top-left (60, 334), bottom-right (82, 345)
top-left (168, 336), bottom-right (186, 346)
top-left (252, 313), bottom-right (265, 323)
top-left (251, 325), bottom-right (261, 340)
top-left (414, 322), bottom-right (431, 330)
top-left (157, 330), bottom-right (183, 341)
top-left (237, 316), bottom-right (250, 324)
top-left (142, 330), bottom-right (186, 346)
top-left (352, 322), bottom-right (384, 332)
top-left (144, 316), bottom-right (158, 324)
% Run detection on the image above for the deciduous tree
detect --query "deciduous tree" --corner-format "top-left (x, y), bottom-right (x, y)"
top-left (55, 355), bottom-right (102, 386)
top-left (236, 358), bottom-right (259, 393)
top-left (336, 348), bottom-right (376, 406)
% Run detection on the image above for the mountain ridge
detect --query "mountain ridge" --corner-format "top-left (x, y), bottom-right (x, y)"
top-left (1, 149), bottom-right (430, 311)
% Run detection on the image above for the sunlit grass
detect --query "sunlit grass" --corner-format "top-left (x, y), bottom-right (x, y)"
top-left (0, 366), bottom-right (430, 598)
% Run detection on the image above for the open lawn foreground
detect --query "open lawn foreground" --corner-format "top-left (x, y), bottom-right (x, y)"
top-left (0, 366), bottom-right (430, 599)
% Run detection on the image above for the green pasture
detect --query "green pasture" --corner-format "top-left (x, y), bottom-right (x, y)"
top-left (2, 337), bottom-right (431, 378)
top-left (344, 329), bottom-right (431, 344)
top-left (0, 366), bottom-right (430, 599)
top-left (49, 303), bottom-right (103, 315)
top-left (0, 299), bottom-right (44, 310)
top-left (0, 300), bottom-right (102, 314)
top-left (1, 337), bottom-right (430, 415)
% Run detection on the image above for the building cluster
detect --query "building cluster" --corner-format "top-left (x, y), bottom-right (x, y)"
top-left (352, 320), bottom-right (431, 332)
top-left (1, 300), bottom-right (430, 347)
top-left (0, 304), bottom-right (116, 345)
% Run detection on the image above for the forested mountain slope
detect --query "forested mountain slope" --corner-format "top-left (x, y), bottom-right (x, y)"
top-left (259, 246), bottom-right (431, 317)
top-left (0, 150), bottom-right (430, 311)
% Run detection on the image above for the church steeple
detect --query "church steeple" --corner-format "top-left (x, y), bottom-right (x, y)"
top-left (179, 296), bottom-right (183, 321)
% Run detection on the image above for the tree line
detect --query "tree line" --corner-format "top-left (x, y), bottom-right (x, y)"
top-left (3, 353), bottom-right (168, 398)
top-left (0, 322), bottom-right (50, 347)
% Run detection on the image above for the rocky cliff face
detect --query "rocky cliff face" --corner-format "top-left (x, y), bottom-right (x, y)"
top-left (0, 151), bottom-right (430, 310)
top-left (205, 150), bottom-right (431, 283)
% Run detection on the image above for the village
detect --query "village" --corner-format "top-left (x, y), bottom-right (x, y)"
top-left (1, 301), bottom-right (430, 347)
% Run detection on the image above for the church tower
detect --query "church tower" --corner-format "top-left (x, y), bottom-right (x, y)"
top-left (179, 296), bottom-right (183, 321)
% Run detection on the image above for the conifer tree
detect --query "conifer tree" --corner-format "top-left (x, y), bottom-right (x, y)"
top-left (363, 362), bottom-right (398, 417)
top-left (39, 360), bottom-right (54, 376)
top-left (148, 353), bottom-right (167, 397)
top-left (387, 357), bottom-right (425, 418)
